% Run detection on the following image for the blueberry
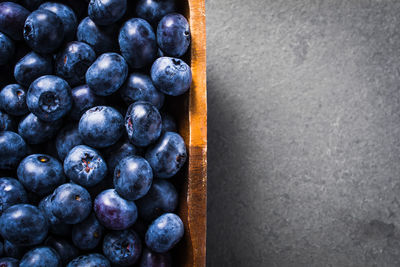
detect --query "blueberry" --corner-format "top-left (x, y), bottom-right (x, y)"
top-left (102, 230), bottom-right (142, 266)
top-left (39, 2), bottom-right (77, 42)
top-left (19, 247), bottom-right (61, 267)
top-left (39, 195), bottom-right (61, 225)
top-left (55, 124), bottom-right (83, 160)
top-left (114, 156), bottom-right (153, 201)
top-left (140, 248), bottom-right (172, 267)
top-left (135, 0), bottom-right (176, 26)
top-left (88, 0), bottom-right (127, 26)
top-left (71, 213), bottom-right (104, 250)
top-left (120, 73), bottom-right (165, 109)
top-left (86, 53), bottom-right (128, 96)
top-left (0, 257), bottom-right (19, 267)
top-left (137, 180), bottom-right (178, 222)
top-left (27, 75), bottom-right (72, 122)
top-left (103, 139), bottom-right (137, 172)
top-left (67, 254), bottom-right (110, 267)
top-left (70, 85), bottom-right (105, 121)
top-left (0, 131), bottom-right (27, 170)
top-left (145, 213), bottom-right (183, 253)
top-left (125, 101), bottom-right (162, 147)
top-left (145, 132), bottom-right (187, 178)
top-left (77, 17), bottom-right (118, 54)
top-left (23, 9), bottom-right (65, 54)
top-left (119, 18), bottom-right (157, 69)
top-left (44, 236), bottom-right (79, 265)
top-left (79, 106), bottom-right (124, 148)
top-left (0, 177), bottom-right (28, 215)
top-left (3, 240), bottom-right (25, 259)
top-left (18, 113), bottom-right (62, 144)
top-left (157, 13), bottom-right (190, 57)
top-left (0, 204), bottom-right (48, 246)
top-left (0, 84), bottom-right (28, 116)
top-left (0, 33), bottom-right (14, 65)
top-left (94, 189), bottom-right (137, 230)
top-left (161, 112), bottom-right (177, 133)
top-left (0, 2), bottom-right (29, 40)
top-left (151, 57), bottom-right (192, 96)
top-left (55, 42), bottom-right (96, 87)
top-left (64, 145), bottom-right (107, 187)
top-left (14, 52), bottom-right (53, 87)
top-left (20, 0), bottom-right (44, 10)
top-left (50, 183), bottom-right (92, 224)
top-left (17, 154), bottom-right (65, 196)
top-left (0, 111), bottom-right (16, 132)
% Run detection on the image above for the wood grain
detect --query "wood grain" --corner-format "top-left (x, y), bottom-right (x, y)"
top-left (176, 0), bottom-right (207, 266)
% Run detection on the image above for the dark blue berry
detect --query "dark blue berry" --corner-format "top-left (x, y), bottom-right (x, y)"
top-left (125, 101), bottom-right (162, 147)
top-left (39, 195), bottom-right (61, 225)
top-left (0, 2), bottom-right (29, 40)
top-left (19, 247), bottom-right (61, 267)
top-left (23, 9), bottom-right (65, 54)
top-left (0, 33), bottom-right (14, 65)
top-left (70, 85), bottom-right (105, 121)
top-left (64, 145), bottom-right (107, 187)
top-left (55, 124), bottom-right (83, 160)
top-left (119, 18), bottom-right (157, 69)
top-left (151, 57), bottom-right (192, 96)
top-left (114, 156), bottom-right (153, 201)
top-left (88, 0), bottom-right (127, 26)
top-left (66, 254), bottom-right (110, 267)
top-left (120, 73), bottom-right (165, 109)
top-left (140, 248), bottom-right (172, 267)
top-left (94, 189), bottom-right (137, 230)
top-left (0, 204), bottom-right (48, 246)
top-left (145, 213), bottom-right (183, 253)
top-left (135, 0), bottom-right (176, 26)
top-left (86, 53), bottom-right (128, 96)
top-left (14, 52), bottom-right (53, 87)
top-left (72, 213), bottom-right (104, 250)
top-left (44, 236), bottom-right (79, 265)
top-left (157, 13), bottom-right (190, 57)
top-left (103, 230), bottom-right (142, 266)
top-left (0, 177), bottom-right (28, 215)
top-left (0, 84), bottom-right (28, 116)
top-left (145, 132), bottom-right (187, 178)
top-left (55, 42), bottom-right (96, 87)
top-left (18, 113), bottom-right (62, 144)
top-left (0, 131), bottom-right (27, 170)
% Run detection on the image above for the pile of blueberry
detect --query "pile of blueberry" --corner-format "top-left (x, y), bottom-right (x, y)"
top-left (0, 0), bottom-right (191, 266)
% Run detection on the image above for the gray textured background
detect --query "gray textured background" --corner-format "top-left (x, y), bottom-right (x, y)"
top-left (206, 0), bottom-right (400, 266)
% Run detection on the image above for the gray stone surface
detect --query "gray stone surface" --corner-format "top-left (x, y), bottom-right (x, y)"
top-left (206, 0), bottom-right (400, 266)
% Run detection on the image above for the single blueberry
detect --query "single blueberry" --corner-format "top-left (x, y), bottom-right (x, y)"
top-left (77, 17), bottom-right (118, 54)
top-left (19, 247), bottom-right (61, 267)
top-left (0, 177), bottom-right (28, 215)
top-left (79, 106), bottom-right (124, 148)
top-left (140, 248), bottom-right (172, 267)
top-left (3, 240), bottom-right (25, 259)
top-left (0, 2), bottom-right (30, 40)
top-left (23, 9), bottom-right (65, 54)
top-left (157, 13), bottom-right (190, 57)
top-left (137, 179), bottom-right (178, 222)
top-left (0, 131), bottom-right (27, 170)
top-left (120, 73), bottom-right (165, 109)
top-left (0, 257), bottom-right (19, 267)
top-left (55, 42), bottom-right (96, 87)
top-left (0, 111), bottom-right (16, 132)
top-left (161, 112), bottom-right (177, 133)
top-left (125, 101), bottom-right (162, 147)
top-left (94, 189), bottom-right (137, 230)
top-left (39, 195), bottom-right (61, 225)
top-left (0, 33), bottom-right (14, 65)
top-left (18, 113), bottom-right (62, 144)
top-left (45, 236), bottom-right (79, 265)
top-left (103, 139), bottom-right (137, 172)
top-left (71, 213), bottom-right (104, 250)
top-left (145, 132), bottom-right (187, 178)
top-left (88, 0), bottom-right (127, 26)
top-left (102, 230), bottom-right (142, 266)
top-left (66, 254), bottom-right (110, 267)
top-left (145, 213), bottom-right (184, 253)
top-left (64, 145), bottom-right (107, 187)
top-left (14, 52), bottom-right (53, 87)
top-left (114, 156), bottom-right (153, 201)
top-left (50, 183), bottom-right (92, 224)
top-left (151, 57), bottom-right (192, 96)
top-left (135, 0), bottom-right (176, 26)
top-left (70, 85), bottom-right (105, 121)
top-left (119, 18), bottom-right (157, 69)
top-left (27, 75), bottom-right (72, 122)
top-left (0, 204), bottom-right (48, 246)
top-left (55, 124), bottom-right (83, 160)
top-left (0, 84), bottom-right (28, 116)
top-left (17, 154), bottom-right (65, 196)
top-left (39, 2), bottom-right (78, 42)
top-left (86, 53), bottom-right (128, 96)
